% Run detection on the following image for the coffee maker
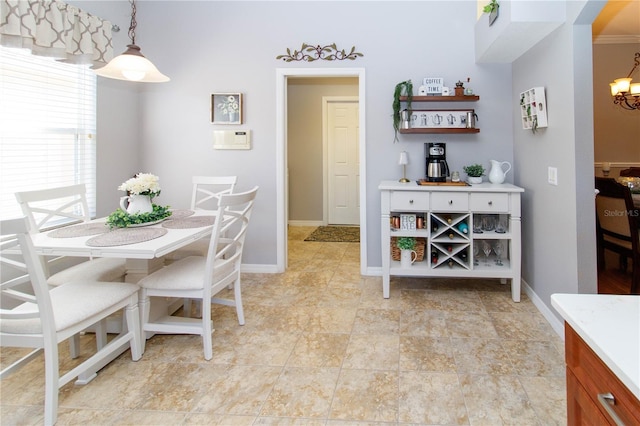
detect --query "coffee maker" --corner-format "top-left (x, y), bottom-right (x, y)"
top-left (425, 142), bottom-right (450, 182)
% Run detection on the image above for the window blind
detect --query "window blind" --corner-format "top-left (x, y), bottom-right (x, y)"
top-left (0, 46), bottom-right (97, 220)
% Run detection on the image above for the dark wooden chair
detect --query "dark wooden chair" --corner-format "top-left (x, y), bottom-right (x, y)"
top-left (619, 167), bottom-right (640, 177)
top-left (595, 177), bottom-right (640, 294)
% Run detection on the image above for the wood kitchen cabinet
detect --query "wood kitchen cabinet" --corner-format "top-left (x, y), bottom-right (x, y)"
top-left (379, 181), bottom-right (524, 301)
top-left (565, 323), bottom-right (640, 425)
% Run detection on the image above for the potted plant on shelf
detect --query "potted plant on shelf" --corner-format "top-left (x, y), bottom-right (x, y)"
top-left (396, 236), bottom-right (417, 267)
top-left (392, 80), bottom-right (413, 143)
top-left (483, 0), bottom-right (499, 26)
top-left (463, 164), bottom-right (485, 184)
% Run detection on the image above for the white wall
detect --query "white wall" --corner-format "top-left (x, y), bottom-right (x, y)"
top-left (512, 1), bottom-right (600, 319)
top-left (125, 1), bottom-right (513, 267)
top-left (74, 1), bottom-right (604, 317)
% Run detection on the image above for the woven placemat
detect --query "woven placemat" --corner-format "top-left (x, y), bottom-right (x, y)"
top-left (162, 216), bottom-right (215, 229)
top-left (169, 209), bottom-right (195, 219)
top-left (86, 228), bottom-right (168, 247)
top-left (48, 223), bottom-right (110, 238)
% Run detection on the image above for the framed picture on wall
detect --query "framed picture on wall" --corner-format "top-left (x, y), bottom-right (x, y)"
top-left (211, 93), bottom-right (243, 124)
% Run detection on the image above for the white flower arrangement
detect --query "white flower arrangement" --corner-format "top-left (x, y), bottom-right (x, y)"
top-left (118, 173), bottom-right (161, 198)
top-left (217, 95), bottom-right (239, 118)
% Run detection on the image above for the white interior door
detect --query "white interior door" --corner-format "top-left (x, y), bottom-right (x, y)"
top-left (327, 99), bottom-right (359, 225)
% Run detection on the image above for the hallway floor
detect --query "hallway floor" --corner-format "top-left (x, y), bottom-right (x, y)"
top-left (1, 226), bottom-right (567, 425)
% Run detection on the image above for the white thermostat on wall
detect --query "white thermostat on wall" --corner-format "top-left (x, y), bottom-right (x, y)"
top-left (213, 130), bottom-right (251, 150)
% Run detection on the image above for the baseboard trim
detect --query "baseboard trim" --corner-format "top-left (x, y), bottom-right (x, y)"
top-left (522, 278), bottom-right (564, 339)
top-left (288, 220), bottom-right (324, 227)
top-left (241, 263), bottom-right (280, 274)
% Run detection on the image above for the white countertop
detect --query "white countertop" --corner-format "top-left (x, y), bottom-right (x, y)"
top-left (551, 293), bottom-right (640, 399)
top-left (378, 180), bottom-right (524, 193)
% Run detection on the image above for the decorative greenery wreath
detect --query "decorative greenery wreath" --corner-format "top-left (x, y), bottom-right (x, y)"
top-left (106, 204), bottom-right (172, 228)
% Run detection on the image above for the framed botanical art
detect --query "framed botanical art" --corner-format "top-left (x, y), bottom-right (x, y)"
top-left (211, 93), bottom-right (243, 124)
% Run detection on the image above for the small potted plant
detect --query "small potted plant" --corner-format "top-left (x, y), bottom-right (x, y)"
top-left (483, 0), bottom-right (499, 25)
top-left (392, 80), bottom-right (413, 143)
top-left (463, 164), bottom-right (485, 184)
top-left (396, 236), bottom-right (418, 267)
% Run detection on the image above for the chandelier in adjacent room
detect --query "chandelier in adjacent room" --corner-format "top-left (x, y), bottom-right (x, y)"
top-left (609, 51), bottom-right (639, 111)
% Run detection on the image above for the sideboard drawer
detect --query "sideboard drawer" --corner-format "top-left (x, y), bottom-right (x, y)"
top-left (431, 192), bottom-right (469, 212)
top-left (470, 193), bottom-right (509, 212)
top-left (390, 191), bottom-right (429, 211)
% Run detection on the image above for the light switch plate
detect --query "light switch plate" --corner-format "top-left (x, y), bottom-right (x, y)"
top-left (548, 166), bottom-right (558, 185)
top-left (213, 130), bottom-right (251, 150)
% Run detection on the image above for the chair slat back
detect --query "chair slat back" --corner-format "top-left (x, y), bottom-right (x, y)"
top-left (190, 176), bottom-right (237, 211)
top-left (595, 177), bottom-right (639, 247)
top-left (203, 187), bottom-right (258, 293)
top-left (620, 167), bottom-right (640, 178)
top-left (15, 184), bottom-right (90, 233)
top-left (0, 218), bottom-right (54, 334)
top-left (0, 233), bottom-right (31, 293)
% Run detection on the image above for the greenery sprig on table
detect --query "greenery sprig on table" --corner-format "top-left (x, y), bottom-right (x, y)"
top-left (106, 204), bottom-right (172, 229)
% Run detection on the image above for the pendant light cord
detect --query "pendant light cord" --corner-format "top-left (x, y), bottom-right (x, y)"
top-left (128, 0), bottom-right (137, 45)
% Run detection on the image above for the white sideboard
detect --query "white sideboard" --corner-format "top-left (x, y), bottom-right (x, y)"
top-left (379, 180), bottom-right (525, 301)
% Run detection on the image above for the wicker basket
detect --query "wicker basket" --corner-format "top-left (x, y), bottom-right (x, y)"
top-left (391, 237), bottom-right (426, 261)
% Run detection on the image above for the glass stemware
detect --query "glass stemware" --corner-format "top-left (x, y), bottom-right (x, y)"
top-left (493, 240), bottom-right (504, 266)
top-left (473, 243), bottom-right (479, 266)
top-left (482, 215), bottom-right (495, 232)
top-left (473, 215), bottom-right (483, 233)
top-left (482, 240), bottom-right (492, 266)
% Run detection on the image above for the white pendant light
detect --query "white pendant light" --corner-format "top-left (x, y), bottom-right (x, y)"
top-left (95, 0), bottom-right (169, 83)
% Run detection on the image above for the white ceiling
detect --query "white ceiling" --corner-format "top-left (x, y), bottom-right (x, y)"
top-left (593, 0), bottom-right (640, 38)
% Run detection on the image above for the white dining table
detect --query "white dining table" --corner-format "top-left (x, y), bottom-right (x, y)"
top-left (31, 210), bottom-right (215, 283)
top-left (30, 210), bottom-right (215, 383)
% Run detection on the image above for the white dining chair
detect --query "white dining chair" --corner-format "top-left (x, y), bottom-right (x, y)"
top-left (14, 184), bottom-right (127, 286)
top-left (0, 217), bottom-right (143, 426)
top-left (165, 176), bottom-right (238, 262)
top-left (139, 186), bottom-right (258, 360)
top-left (15, 184), bottom-right (128, 353)
top-left (164, 176), bottom-right (237, 317)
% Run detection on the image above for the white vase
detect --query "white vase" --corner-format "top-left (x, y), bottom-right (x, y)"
top-left (467, 176), bottom-right (483, 184)
top-left (120, 194), bottom-right (153, 214)
top-left (400, 249), bottom-right (417, 268)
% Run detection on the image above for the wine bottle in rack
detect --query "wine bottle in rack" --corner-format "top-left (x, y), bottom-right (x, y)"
top-left (457, 222), bottom-right (469, 234)
top-left (431, 250), bottom-right (439, 264)
top-left (447, 245), bottom-right (453, 252)
top-left (458, 249), bottom-right (468, 262)
top-left (432, 221), bottom-right (439, 232)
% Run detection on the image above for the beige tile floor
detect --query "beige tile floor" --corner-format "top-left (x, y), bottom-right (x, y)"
top-left (1, 226), bottom-right (567, 425)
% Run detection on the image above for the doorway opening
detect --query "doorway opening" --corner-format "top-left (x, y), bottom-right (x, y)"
top-left (276, 68), bottom-right (366, 273)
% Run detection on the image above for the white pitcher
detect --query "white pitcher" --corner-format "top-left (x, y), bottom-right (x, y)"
top-left (120, 194), bottom-right (153, 214)
top-left (488, 160), bottom-right (511, 184)
top-left (400, 249), bottom-right (418, 268)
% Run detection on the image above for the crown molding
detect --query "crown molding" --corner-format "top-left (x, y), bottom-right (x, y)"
top-left (593, 34), bottom-right (640, 45)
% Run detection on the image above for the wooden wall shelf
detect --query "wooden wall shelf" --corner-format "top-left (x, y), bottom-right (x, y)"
top-left (400, 95), bottom-right (480, 102)
top-left (399, 128), bottom-right (480, 134)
